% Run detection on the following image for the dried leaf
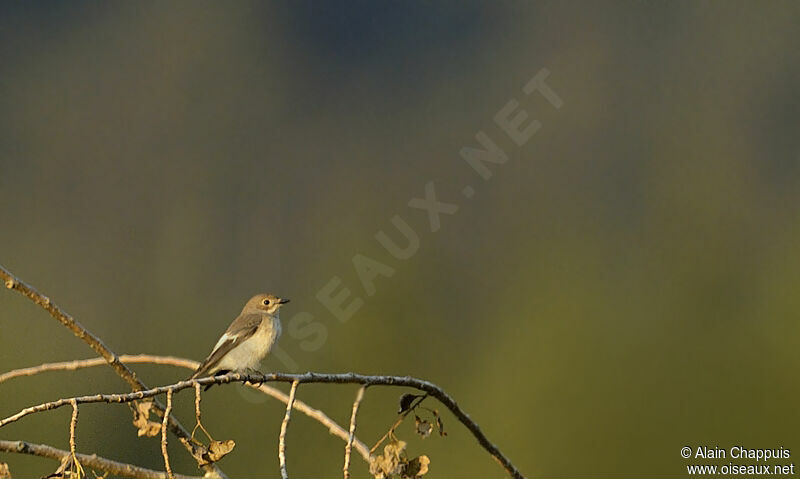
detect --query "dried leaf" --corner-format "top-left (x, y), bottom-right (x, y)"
top-left (207, 440), bottom-right (236, 462)
top-left (190, 443), bottom-right (210, 466)
top-left (369, 440), bottom-right (407, 479)
top-left (414, 415), bottom-right (432, 439)
top-left (192, 439), bottom-right (236, 466)
top-left (131, 400), bottom-right (160, 437)
top-left (404, 455), bottom-right (430, 478)
top-left (398, 394), bottom-right (420, 414)
top-left (432, 411), bottom-right (446, 437)
top-left (0, 463), bottom-right (10, 479)
top-left (133, 399), bottom-right (152, 417)
top-left (134, 419), bottom-right (161, 437)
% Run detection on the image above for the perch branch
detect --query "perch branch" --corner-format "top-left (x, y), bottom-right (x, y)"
top-left (0, 264), bottom-right (226, 479)
top-left (0, 440), bottom-right (201, 479)
top-left (0, 354), bottom-right (371, 461)
top-left (343, 385), bottom-right (366, 479)
top-left (279, 380), bottom-right (299, 479)
top-left (1, 372), bottom-right (525, 479)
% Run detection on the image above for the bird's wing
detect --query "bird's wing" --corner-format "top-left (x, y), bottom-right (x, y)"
top-left (190, 313), bottom-right (263, 379)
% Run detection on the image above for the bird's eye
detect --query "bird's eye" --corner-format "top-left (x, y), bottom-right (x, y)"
top-left (263, 299), bottom-right (270, 306)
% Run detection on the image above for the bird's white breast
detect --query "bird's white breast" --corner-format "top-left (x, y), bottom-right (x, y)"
top-left (216, 315), bottom-right (281, 372)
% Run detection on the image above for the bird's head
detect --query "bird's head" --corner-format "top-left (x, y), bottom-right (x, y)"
top-left (245, 293), bottom-right (290, 315)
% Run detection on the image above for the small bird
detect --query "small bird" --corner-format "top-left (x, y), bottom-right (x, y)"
top-left (191, 293), bottom-right (289, 380)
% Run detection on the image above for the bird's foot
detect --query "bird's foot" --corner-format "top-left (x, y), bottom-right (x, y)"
top-left (243, 368), bottom-right (265, 386)
top-left (202, 370), bottom-right (232, 391)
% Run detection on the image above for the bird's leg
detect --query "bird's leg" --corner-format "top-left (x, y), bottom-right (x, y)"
top-left (203, 370), bottom-right (231, 391)
top-left (242, 368), bottom-right (265, 386)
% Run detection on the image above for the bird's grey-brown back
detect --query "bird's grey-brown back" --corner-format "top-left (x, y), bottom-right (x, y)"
top-left (191, 293), bottom-right (290, 379)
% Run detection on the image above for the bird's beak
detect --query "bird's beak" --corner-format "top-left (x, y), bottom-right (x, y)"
top-left (279, 298), bottom-right (290, 304)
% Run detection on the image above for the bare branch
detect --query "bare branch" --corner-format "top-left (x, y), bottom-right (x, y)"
top-left (0, 355), bottom-right (197, 384)
top-left (1, 355), bottom-right (372, 462)
top-left (0, 440), bottom-right (201, 479)
top-left (161, 389), bottom-right (175, 479)
top-left (343, 385), bottom-right (366, 479)
top-left (1, 372), bottom-right (525, 479)
top-left (0, 265), bottom-right (142, 391)
top-left (0, 265), bottom-right (226, 478)
top-left (279, 380), bottom-right (299, 479)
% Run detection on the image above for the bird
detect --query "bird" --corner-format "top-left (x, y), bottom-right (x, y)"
top-left (190, 293), bottom-right (289, 380)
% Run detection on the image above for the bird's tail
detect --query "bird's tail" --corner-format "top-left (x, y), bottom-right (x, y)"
top-left (188, 361), bottom-right (210, 380)
top-left (188, 362), bottom-right (229, 391)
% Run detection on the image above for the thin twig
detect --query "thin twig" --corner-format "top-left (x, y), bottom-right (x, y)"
top-left (161, 389), bottom-right (175, 479)
top-left (343, 385), bottom-right (366, 479)
top-left (370, 394), bottom-right (427, 454)
top-left (69, 399), bottom-right (85, 477)
top-left (0, 440), bottom-right (200, 479)
top-left (279, 380), bottom-right (299, 479)
top-left (253, 384), bottom-right (371, 463)
top-left (190, 381), bottom-right (212, 442)
top-left (194, 382), bottom-right (202, 423)
top-left (0, 354), bottom-right (371, 461)
top-left (0, 265), bottom-right (226, 479)
top-left (1, 372), bottom-right (525, 479)
top-left (69, 400), bottom-right (78, 457)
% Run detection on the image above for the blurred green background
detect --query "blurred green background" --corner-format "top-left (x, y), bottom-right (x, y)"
top-left (1, 2), bottom-right (799, 478)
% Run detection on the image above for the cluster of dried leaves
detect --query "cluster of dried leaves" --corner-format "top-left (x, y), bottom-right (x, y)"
top-left (367, 393), bottom-right (449, 479)
top-left (132, 398), bottom-right (235, 467)
top-left (21, 389), bottom-right (445, 479)
top-left (369, 440), bottom-right (429, 479)
top-left (398, 394), bottom-right (446, 437)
